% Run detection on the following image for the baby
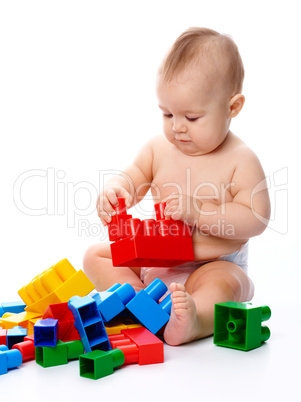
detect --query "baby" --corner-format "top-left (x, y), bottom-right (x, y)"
top-left (83, 27), bottom-right (270, 346)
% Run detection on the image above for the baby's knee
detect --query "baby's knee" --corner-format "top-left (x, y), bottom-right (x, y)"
top-left (245, 276), bottom-right (255, 301)
top-left (226, 264), bottom-right (255, 302)
top-left (82, 242), bottom-right (111, 273)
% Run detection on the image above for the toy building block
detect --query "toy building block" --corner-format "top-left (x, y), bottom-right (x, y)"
top-left (24, 334), bottom-right (34, 342)
top-left (35, 339), bottom-right (84, 368)
top-left (92, 283), bottom-right (136, 322)
top-left (68, 296), bottom-right (111, 353)
top-left (34, 319), bottom-right (59, 347)
top-left (108, 334), bottom-right (139, 364)
top-left (0, 301), bottom-right (26, 317)
top-left (0, 328), bottom-right (7, 345)
top-left (108, 198), bottom-right (194, 267)
top-left (0, 345), bottom-right (23, 375)
top-left (79, 349), bottom-right (125, 380)
top-left (0, 311), bottom-right (42, 330)
top-left (18, 259), bottom-right (95, 314)
top-left (126, 278), bottom-right (172, 334)
top-left (214, 302), bottom-right (271, 351)
top-left (27, 318), bottom-right (40, 336)
top-left (107, 197), bottom-right (133, 241)
top-left (7, 326), bottom-right (27, 349)
top-left (122, 327), bottom-right (164, 364)
top-left (105, 317), bottom-right (142, 336)
top-left (43, 302), bottom-right (80, 342)
top-left (12, 339), bottom-right (35, 362)
top-left (109, 327), bottom-right (164, 365)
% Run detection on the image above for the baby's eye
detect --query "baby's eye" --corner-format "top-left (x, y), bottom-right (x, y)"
top-left (163, 113), bottom-right (173, 118)
top-left (186, 116), bottom-right (199, 122)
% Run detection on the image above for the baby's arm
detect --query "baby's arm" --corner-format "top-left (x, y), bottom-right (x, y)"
top-left (165, 149), bottom-right (271, 239)
top-left (97, 139), bottom-right (154, 225)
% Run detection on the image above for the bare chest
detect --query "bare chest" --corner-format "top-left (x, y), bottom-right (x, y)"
top-left (152, 148), bottom-right (236, 203)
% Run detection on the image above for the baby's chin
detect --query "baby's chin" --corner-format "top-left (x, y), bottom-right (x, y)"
top-left (173, 140), bottom-right (209, 156)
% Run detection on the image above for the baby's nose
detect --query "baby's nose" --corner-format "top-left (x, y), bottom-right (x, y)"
top-left (173, 118), bottom-right (187, 133)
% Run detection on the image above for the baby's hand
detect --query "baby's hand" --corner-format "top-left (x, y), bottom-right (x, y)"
top-left (96, 186), bottom-right (132, 226)
top-left (164, 193), bottom-right (202, 227)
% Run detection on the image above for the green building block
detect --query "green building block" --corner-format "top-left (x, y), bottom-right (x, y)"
top-left (36, 340), bottom-right (84, 367)
top-left (214, 302), bottom-right (271, 351)
top-left (79, 349), bottom-right (125, 380)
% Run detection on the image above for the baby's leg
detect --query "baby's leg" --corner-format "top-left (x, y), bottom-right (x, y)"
top-left (83, 242), bottom-right (145, 292)
top-left (163, 261), bottom-right (254, 346)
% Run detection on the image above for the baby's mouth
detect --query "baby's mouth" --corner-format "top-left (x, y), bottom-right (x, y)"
top-left (177, 139), bottom-right (191, 143)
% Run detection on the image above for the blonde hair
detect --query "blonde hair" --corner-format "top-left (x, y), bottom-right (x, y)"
top-left (160, 27), bottom-right (245, 96)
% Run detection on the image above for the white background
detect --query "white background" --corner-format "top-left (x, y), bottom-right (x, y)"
top-left (0, 1), bottom-right (299, 400)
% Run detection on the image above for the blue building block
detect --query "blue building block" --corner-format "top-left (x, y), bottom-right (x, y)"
top-left (92, 283), bottom-right (136, 322)
top-left (126, 278), bottom-right (172, 334)
top-left (68, 296), bottom-right (111, 353)
top-left (34, 318), bottom-right (59, 347)
top-left (7, 326), bottom-right (27, 349)
top-left (0, 345), bottom-right (23, 375)
top-left (0, 301), bottom-right (26, 316)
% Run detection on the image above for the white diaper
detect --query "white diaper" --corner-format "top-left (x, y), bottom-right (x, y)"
top-left (140, 241), bottom-right (249, 290)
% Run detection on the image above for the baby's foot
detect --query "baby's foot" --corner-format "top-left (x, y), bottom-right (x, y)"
top-left (163, 282), bottom-right (200, 346)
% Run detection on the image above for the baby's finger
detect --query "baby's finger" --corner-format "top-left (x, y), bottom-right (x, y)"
top-left (98, 197), bottom-right (115, 223)
top-left (106, 189), bottom-right (119, 209)
top-left (164, 204), bottom-right (178, 217)
top-left (171, 210), bottom-right (182, 220)
top-left (165, 199), bottom-right (178, 209)
top-left (116, 188), bottom-right (133, 208)
top-left (164, 193), bottom-right (179, 204)
top-left (98, 213), bottom-right (109, 226)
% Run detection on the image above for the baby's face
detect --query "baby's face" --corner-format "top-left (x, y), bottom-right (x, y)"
top-left (156, 70), bottom-right (232, 156)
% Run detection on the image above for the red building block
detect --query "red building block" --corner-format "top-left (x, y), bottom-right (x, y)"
top-left (42, 302), bottom-right (80, 342)
top-left (108, 198), bottom-right (133, 241)
top-left (0, 328), bottom-right (7, 345)
top-left (12, 340), bottom-right (35, 362)
top-left (108, 333), bottom-right (139, 364)
top-left (108, 198), bottom-right (194, 267)
top-left (118, 327), bottom-right (164, 365)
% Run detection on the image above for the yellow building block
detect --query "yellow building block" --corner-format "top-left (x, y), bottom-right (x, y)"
top-left (26, 270), bottom-right (95, 313)
top-left (105, 322), bottom-right (128, 335)
top-left (18, 258), bottom-right (95, 314)
top-left (0, 311), bottom-right (42, 330)
top-left (126, 323), bottom-right (143, 330)
top-left (27, 318), bottom-right (40, 335)
top-left (105, 318), bottom-right (142, 335)
top-left (24, 292), bottom-right (62, 314)
top-left (2, 313), bottom-right (14, 318)
top-left (18, 259), bottom-right (76, 305)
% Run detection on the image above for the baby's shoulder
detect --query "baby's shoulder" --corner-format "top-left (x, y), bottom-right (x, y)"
top-left (226, 133), bottom-right (261, 165)
top-left (226, 133), bottom-right (266, 190)
top-left (144, 135), bottom-right (172, 156)
top-left (148, 134), bottom-right (168, 148)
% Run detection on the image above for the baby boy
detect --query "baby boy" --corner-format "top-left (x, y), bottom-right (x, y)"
top-left (83, 27), bottom-right (270, 346)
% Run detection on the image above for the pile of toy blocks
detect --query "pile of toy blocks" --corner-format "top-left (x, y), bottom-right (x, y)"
top-left (0, 258), bottom-right (173, 379)
top-left (0, 199), bottom-right (272, 379)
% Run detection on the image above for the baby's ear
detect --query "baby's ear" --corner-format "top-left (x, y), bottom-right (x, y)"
top-left (229, 94), bottom-right (245, 118)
